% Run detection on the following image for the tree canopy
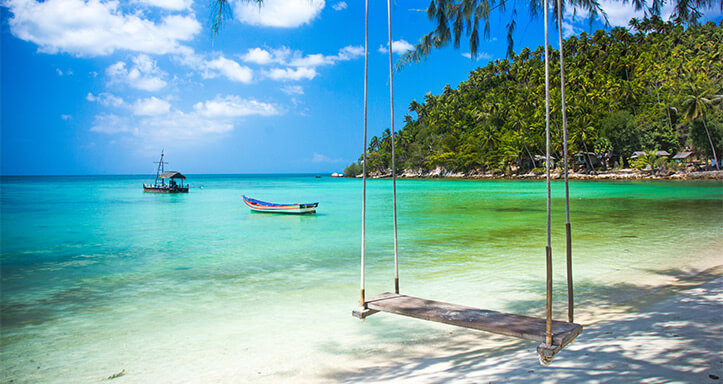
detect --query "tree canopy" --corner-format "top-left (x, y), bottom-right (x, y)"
top-left (352, 18), bottom-right (723, 175)
top-left (399, 0), bottom-right (721, 67)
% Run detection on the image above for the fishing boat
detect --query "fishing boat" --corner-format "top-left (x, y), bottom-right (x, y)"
top-left (242, 195), bottom-right (318, 214)
top-left (143, 151), bottom-right (189, 193)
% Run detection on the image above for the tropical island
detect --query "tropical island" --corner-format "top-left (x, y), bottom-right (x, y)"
top-left (345, 17), bottom-right (723, 179)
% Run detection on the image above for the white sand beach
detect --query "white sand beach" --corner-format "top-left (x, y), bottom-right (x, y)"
top-left (331, 264), bottom-right (723, 383)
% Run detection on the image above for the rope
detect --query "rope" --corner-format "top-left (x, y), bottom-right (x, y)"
top-left (543, 0), bottom-right (553, 347)
top-left (360, 0), bottom-right (369, 308)
top-left (556, 0), bottom-right (574, 324)
top-left (386, 0), bottom-right (400, 294)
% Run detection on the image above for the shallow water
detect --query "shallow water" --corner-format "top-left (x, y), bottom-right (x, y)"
top-left (1, 175), bottom-right (722, 383)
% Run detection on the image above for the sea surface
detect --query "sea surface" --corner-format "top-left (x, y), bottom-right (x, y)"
top-left (1, 175), bottom-right (722, 383)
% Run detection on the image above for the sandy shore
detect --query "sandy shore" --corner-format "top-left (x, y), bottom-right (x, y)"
top-left (329, 264), bottom-right (723, 383)
top-left (357, 169), bottom-right (723, 180)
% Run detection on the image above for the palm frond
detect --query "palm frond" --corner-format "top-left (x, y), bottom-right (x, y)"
top-left (211, 0), bottom-right (263, 39)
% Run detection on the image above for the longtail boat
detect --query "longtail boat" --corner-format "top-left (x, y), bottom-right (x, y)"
top-left (143, 151), bottom-right (189, 193)
top-left (242, 195), bottom-right (318, 214)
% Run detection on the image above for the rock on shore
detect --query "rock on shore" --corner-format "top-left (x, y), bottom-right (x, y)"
top-left (354, 168), bottom-right (723, 180)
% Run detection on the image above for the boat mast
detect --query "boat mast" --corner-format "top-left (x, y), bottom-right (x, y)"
top-left (154, 150), bottom-right (168, 186)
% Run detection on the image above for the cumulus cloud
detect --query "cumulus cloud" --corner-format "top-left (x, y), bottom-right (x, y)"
top-left (203, 56), bottom-right (254, 83)
top-left (562, 21), bottom-right (579, 38)
top-left (238, 45), bottom-right (362, 81)
top-left (265, 67), bottom-right (317, 81)
top-left (193, 95), bottom-right (279, 118)
top-left (174, 49), bottom-right (255, 83)
top-left (90, 95), bottom-right (280, 143)
top-left (134, 0), bottom-right (193, 11)
top-left (242, 47), bottom-right (275, 65)
top-left (107, 55), bottom-right (167, 91)
top-left (332, 1), bottom-right (347, 11)
top-left (234, 0), bottom-right (325, 28)
top-left (462, 51), bottom-right (492, 60)
top-left (281, 85), bottom-right (304, 95)
top-left (87, 92), bottom-right (125, 107)
top-left (133, 97), bottom-right (171, 116)
top-left (288, 53), bottom-right (333, 67)
top-left (90, 113), bottom-right (136, 135)
top-left (378, 39), bottom-right (414, 55)
top-left (5, 0), bottom-right (200, 57)
top-left (334, 45), bottom-right (364, 60)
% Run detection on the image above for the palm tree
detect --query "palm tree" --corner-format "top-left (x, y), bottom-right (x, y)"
top-left (682, 87), bottom-right (721, 170)
top-left (211, 0), bottom-right (262, 36)
top-left (397, 0), bottom-right (713, 69)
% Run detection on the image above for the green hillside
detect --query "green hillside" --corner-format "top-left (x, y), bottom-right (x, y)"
top-left (348, 17), bottom-right (722, 176)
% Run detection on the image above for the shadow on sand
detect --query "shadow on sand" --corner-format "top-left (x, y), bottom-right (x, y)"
top-left (324, 265), bottom-right (723, 383)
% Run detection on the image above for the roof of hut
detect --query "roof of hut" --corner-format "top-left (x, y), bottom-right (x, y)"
top-left (159, 172), bottom-right (186, 179)
top-left (673, 151), bottom-right (693, 159)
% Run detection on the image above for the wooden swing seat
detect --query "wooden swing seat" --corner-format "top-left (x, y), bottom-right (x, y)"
top-left (353, 292), bottom-right (582, 348)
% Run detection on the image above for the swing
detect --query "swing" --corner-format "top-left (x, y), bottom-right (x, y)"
top-left (353, 0), bottom-right (581, 366)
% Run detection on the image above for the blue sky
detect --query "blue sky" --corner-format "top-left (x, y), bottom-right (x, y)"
top-left (1, 0), bottom-right (720, 175)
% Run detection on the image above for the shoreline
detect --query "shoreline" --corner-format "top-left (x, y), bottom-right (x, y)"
top-left (351, 169), bottom-right (723, 180)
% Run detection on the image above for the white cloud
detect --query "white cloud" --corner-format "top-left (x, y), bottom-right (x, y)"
top-left (289, 53), bottom-right (334, 67)
top-left (193, 95), bottom-right (279, 118)
top-left (107, 54), bottom-right (168, 91)
top-left (312, 153), bottom-right (343, 163)
top-left (179, 45), bottom-right (360, 84)
top-left (331, 1), bottom-right (346, 11)
top-left (378, 39), bottom-right (414, 55)
top-left (462, 51), bottom-right (492, 60)
top-left (5, 0), bottom-right (200, 57)
top-left (134, 0), bottom-right (193, 11)
top-left (265, 67), bottom-right (317, 81)
top-left (61, 114), bottom-right (72, 120)
top-left (241, 45), bottom-right (363, 69)
top-left (144, 111), bottom-right (236, 135)
top-left (562, 21), bottom-right (578, 38)
top-left (90, 95), bottom-right (280, 144)
top-left (281, 85), bottom-right (304, 95)
top-left (234, 0), bottom-right (325, 28)
top-left (133, 97), bottom-right (171, 116)
top-left (334, 45), bottom-right (364, 60)
top-left (90, 113), bottom-right (136, 135)
top-left (92, 111), bottom-right (234, 137)
top-left (242, 47), bottom-right (275, 65)
top-left (87, 92), bottom-right (125, 107)
top-left (203, 56), bottom-right (254, 83)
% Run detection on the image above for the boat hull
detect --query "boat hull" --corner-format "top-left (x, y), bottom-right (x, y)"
top-left (242, 195), bottom-right (317, 214)
top-left (143, 185), bottom-right (189, 193)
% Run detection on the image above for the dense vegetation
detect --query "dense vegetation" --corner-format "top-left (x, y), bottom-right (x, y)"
top-left (346, 18), bottom-right (723, 176)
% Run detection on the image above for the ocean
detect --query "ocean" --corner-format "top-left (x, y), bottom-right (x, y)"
top-left (1, 175), bottom-right (721, 383)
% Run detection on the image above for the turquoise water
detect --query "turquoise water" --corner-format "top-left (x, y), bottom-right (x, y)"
top-left (1, 175), bottom-right (722, 383)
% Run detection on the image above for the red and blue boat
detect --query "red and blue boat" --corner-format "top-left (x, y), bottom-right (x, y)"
top-left (242, 195), bottom-right (318, 214)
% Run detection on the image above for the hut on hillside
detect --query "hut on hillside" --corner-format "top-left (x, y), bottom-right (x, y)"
top-left (575, 152), bottom-right (603, 171)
